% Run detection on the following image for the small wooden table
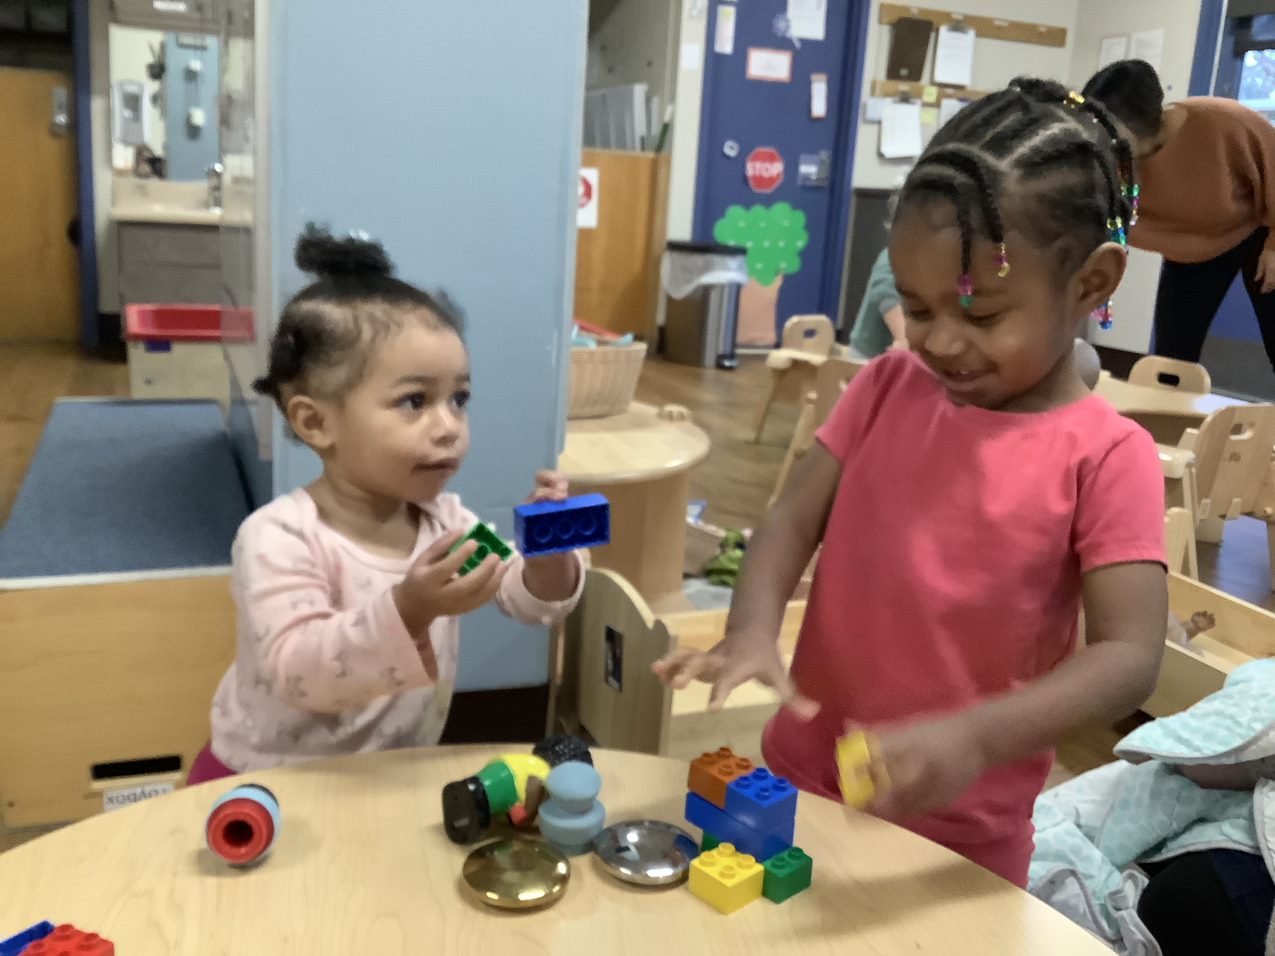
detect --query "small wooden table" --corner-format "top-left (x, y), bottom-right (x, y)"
top-left (1096, 371), bottom-right (1248, 444)
top-left (559, 402), bottom-right (710, 611)
top-left (0, 747), bottom-right (1110, 953)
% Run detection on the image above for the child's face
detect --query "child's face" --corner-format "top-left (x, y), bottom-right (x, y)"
top-left (325, 321), bottom-right (471, 503)
top-left (890, 203), bottom-right (1121, 411)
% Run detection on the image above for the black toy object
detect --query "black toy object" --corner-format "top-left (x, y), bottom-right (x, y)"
top-left (534, 734), bottom-right (594, 768)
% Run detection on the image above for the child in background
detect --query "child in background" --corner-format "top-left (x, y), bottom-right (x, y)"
top-left (847, 195), bottom-right (909, 360)
top-left (188, 226), bottom-right (583, 784)
top-left (656, 78), bottom-right (1168, 887)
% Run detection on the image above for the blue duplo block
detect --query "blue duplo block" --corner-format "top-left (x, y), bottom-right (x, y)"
top-left (725, 769), bottom-right (797, 846)
top-left (514, 493), bottom-right (610, 557)
top-left (1, 920), bottom-right (54, 956)
top-left (685, 792), bottom-right (791, 861)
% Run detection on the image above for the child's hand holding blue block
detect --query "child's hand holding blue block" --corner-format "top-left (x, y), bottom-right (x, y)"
top-left (514, 493), bottom-right (610, 557)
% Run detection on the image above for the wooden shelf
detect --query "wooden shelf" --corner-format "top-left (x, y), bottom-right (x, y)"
top-left (879, 3), bottom-right (1068, 48)
top-left (871, 78), bottom-right (988, 102)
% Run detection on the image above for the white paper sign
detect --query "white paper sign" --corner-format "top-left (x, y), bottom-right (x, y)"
top-left (103, 781), bottom-right (174, 812)
top-left (810, 72), bottom-right (828, 119)
top-left (938, 97), bottom-right (966, 128)
top-left (863, 96), bottom-right (888, 123)
top-left (1131, 29), bottom-right (1164, 71)
top-left (153, 0), bottom-right (188, 10)
top-left (715, 5), bottom-right (736, 55)
top-left (933, 25), bottom-right (975, 88)
top-left (578, 168), bottom-right (599, 230)
top-left (880, 101), bottom-right (923, 159)
top-left (1099, 35), bottom-right (1129, 70)
top-left (747, 48), bottom-right (793, 83)
top-left (787, 0), bottom-right (827, 42)
top-left (680, 41), bottom-right (703, 72)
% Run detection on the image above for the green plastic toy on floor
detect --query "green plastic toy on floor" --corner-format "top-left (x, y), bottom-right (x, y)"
top-left (702, 529), bottom-right (748, 588)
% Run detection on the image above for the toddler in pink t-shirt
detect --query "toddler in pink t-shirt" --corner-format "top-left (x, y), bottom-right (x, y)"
top-left (188, 226), bottom-right (582, 784)
top-left (656, 79), bottom-right (1170, 886)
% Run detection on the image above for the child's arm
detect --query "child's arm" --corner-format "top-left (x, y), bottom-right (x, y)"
top-left (654, 442), bottom-right (840, 717)
top-left (240, 515), bottom-right (491, 714)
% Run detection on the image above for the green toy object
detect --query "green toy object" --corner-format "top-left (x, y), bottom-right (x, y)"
top-left (451, 521), bottom-right (513, 576)
top-left (762, 846), bottom-right (813, 903)
top-left (712, 202), bottom-right (810, 287)
top-left (702, 528), bottom-right (748, 588)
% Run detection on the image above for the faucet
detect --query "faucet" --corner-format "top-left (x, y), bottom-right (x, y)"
top-left (206, 162), bottom-right (224, 209)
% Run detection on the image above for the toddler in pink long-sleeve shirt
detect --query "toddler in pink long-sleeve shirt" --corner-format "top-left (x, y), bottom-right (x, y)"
top-left (188, 225), bottom-right (583, 784)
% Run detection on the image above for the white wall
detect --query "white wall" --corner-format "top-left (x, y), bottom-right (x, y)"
top-left (666, 0), bottom-right (704, 243)
top-left (1069, 0), bottom-right (1201, 353)
top-left (853, 0), bottom-right (1081, 190)
top-left (89, 0), bottom-right (118, 311)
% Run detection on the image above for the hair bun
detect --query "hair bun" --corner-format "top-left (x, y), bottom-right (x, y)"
top-left (295, 223), bottom-right (394, 279)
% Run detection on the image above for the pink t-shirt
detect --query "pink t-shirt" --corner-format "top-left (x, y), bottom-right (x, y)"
top-left (210, 489), bottom-right (583, 773)
top-left (762, 351), bottom-right (1165, 884)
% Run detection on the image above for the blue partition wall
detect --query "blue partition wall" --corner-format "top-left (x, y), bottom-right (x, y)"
top-left (264, 0), bottom-right (588, 691)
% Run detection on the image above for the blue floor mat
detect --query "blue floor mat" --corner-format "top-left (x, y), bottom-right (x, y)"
top-left (0, 400), bottom-right (251, 578)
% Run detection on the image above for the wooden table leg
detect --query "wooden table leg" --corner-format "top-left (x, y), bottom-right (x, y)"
top-left (571, 473), bottom-right (690, 611)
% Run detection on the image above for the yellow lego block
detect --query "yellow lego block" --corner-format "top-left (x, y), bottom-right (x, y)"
top-left (836, 730), bottom-right (886, 809)
top-left (499, 753), bottom-right (551, 802)
top-left (689, 843), bottom-right (764, 914)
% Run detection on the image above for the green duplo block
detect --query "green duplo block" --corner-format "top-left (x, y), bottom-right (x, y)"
top-left (701, 832), bottom-right (721, 852)
top-left (452, 522), bottom-right (513, 576)
top-left (476, 760), bottom-right (519, 816)
top-left (762, 846), bottom-right (812, 903)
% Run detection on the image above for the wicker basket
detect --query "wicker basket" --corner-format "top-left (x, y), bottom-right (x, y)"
top-left (567, 342), bottom-right (647, 419)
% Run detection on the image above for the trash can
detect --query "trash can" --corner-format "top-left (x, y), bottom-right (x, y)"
top-left (660, 241), bottom-right (749, 369)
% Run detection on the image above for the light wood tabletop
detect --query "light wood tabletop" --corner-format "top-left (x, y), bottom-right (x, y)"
top-left (559, 404), bottom-right (711, 610)
top-left (0, 746), bottom-right (1109, 954)
top-left (1095, 372), bottom-right (1250, 444)
top-left (559, 402), bottom-right (711, 485)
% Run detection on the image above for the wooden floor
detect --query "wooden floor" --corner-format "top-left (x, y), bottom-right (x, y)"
top-left (0, 342), bottom-right (129, 524)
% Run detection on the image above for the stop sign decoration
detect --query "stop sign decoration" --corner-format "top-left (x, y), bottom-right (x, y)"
top-left (745, 147), bottom-right (784, 194)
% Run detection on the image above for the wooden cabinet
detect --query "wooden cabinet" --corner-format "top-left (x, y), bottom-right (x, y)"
top-left (117, 221), bottom-right (221, 307)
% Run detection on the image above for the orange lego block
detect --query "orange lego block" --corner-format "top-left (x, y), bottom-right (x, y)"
top-left (23, 924), bottom-right (115, 956)
top-left (688, 747), bottom-right (755, 809)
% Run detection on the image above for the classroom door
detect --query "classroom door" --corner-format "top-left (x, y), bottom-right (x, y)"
top-left (0, 67), bottom-right (80, 342)
top-left (694, 0), bottom-right (862, 346)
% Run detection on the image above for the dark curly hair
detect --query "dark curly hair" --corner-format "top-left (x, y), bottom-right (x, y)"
top-left (1081, 59), bottom-right (1165, 142)
top-left (253, 224), bottom-right (465, 408)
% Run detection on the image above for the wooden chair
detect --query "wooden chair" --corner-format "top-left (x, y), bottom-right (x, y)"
top-left (1179, 404), bottom-right (1275, 547)
top-left (1130, 356), bottom-right (1212, 395)
top-left (552, 568), bottom-right (806, 763)
top-left (768, 357), bottom-right (863, 508)
top-left (751, 315), bottom-right (838, 443)
top-left (1164, 507), bottom-right (1199, 579)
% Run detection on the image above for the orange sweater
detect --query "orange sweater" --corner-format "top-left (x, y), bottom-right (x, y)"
top-left (1131, 97), bottom-right (1275, 263)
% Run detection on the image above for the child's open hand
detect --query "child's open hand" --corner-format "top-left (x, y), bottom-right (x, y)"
top-left (857, 715), bottom-right (987, 822)
top-left (652, 638), bottom-right (819, 720)
top-left (394, 530), bottom-right (507, 638)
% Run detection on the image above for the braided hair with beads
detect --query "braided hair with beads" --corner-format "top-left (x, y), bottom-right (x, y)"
top-left (899, 77), bottom-right (1137, 329)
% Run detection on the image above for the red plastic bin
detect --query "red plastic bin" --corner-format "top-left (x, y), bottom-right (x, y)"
top-left (124, 305), bottom-right (254, 343)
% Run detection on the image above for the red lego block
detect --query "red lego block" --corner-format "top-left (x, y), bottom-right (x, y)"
top-left (688, 747), bottom-right (755, 809)
top-left (22, 924), bottom-right (114, 956)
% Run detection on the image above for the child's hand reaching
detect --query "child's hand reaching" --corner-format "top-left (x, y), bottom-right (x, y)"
top-left (652, 637), bottom-right (820, 720)
top-left (394, 530), bottom-right (507, 667)
top-left (857, 715), bottom-right (987, 822)
top-left (520, 470), bottom-right (580, 602)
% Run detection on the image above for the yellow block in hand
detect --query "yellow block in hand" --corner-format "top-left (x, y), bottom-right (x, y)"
top-left (836, 730), bottom-right (885, 809)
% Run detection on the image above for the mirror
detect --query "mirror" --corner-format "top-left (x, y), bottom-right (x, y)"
top-left (108, 24), bottom-right (220, 180)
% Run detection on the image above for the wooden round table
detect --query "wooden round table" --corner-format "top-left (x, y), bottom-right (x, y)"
top-left (0, 747), bottom-right (1110, 953)
top-left (559, 402), bottom-right (710, 612)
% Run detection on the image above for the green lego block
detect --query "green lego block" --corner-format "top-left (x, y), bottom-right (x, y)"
top-left (452, 521), bottom-right (513, 576)
top-left (701, 832), bottom-right (721, 852)
top-left (762, 846), bottom-right (812, 903)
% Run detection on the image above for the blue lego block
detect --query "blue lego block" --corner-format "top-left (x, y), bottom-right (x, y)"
top-left (685, 792), bottom-right (791, 861)
top-left (514, 493), bottom-right (610, 557)
top-left (725, 769), bottom-right (797, 846)
top-left (1, 921), bottom-right (54, 956)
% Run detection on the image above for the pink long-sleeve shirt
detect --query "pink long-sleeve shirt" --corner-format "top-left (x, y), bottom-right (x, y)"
top-left (209, 489), bottom-right (583, 772)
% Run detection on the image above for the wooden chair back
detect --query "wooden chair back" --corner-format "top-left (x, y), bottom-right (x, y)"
top-left (556, 568), bottom-right (674, 756)
top-left (1191, 404), bottom-right (1275, 522)
top-left (1130, 356), bottom-right (1212, 394)
top-left (779, 314), bottom-right (836, 358)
